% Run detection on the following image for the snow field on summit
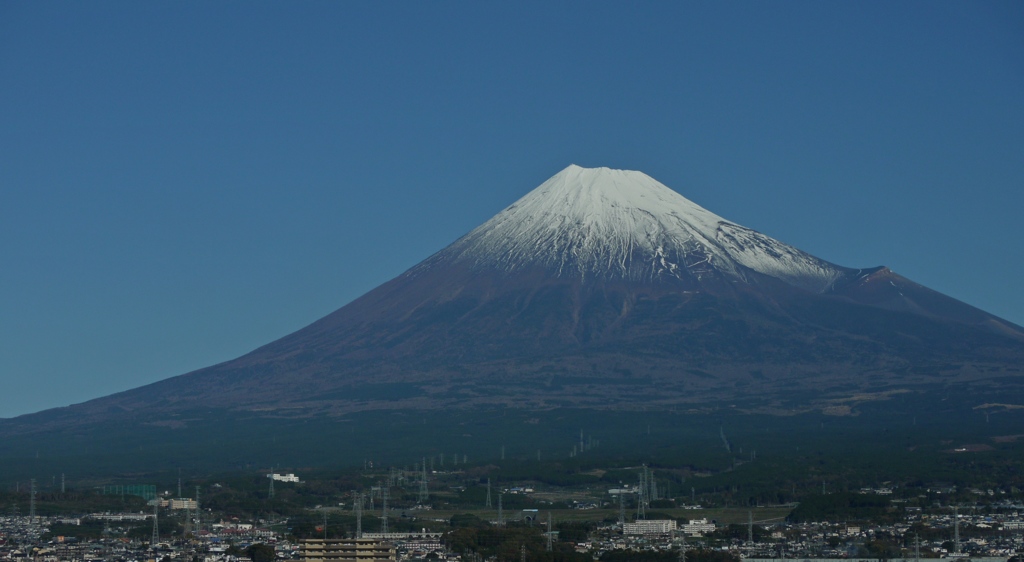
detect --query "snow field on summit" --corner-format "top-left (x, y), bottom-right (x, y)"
top-left (422, 165), bottom-right (847, 293)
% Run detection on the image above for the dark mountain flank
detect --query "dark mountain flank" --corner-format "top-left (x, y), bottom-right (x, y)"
top-left (4, 166), bottom-right (1023, 439)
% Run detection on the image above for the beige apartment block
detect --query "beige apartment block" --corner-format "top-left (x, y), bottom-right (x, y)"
top-left (300, 538), bottom-right (396, 562)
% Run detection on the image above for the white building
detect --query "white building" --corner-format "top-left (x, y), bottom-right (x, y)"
top-left (681, 518), bottom-right (716, 535)
top-left (623, 519), bottom-right (677, 535)
top-left (269, 473), bottom-right (300, 483)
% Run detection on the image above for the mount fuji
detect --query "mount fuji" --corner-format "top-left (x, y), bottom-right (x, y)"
top-left (5, 166), bottom-right (1024, 440)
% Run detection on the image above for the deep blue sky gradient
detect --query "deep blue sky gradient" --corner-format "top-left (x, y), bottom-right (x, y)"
top-left (2, 2), bottom-right (1022, 417)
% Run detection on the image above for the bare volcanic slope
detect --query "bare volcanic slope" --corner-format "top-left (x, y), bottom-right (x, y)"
top-left (13, 166), bottom-right (1024, 428)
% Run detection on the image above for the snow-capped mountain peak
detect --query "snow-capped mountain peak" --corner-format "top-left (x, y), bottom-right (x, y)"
top-left (420, 165), bottom-right (846, 293)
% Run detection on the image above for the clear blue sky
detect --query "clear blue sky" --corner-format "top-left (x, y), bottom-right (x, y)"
top-left (2, 2), bottom-right (1022, 418)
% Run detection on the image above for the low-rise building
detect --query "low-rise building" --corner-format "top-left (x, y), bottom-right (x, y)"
top-left (681, 518), bottom-right (716, 535)
top-left (624, 519), bottom-right (677, 535)
top-left (300, 538), bottom-right (396, 561)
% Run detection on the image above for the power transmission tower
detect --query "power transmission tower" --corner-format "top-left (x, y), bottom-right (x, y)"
top-left (636, 467), bottom-right (648, 520)
top-left (151, 502), bottom-right (159, 546)
top-left (194, 486), bottom-right (201, 534)
top-left (498, 493), bottom-right (504, 527)
top-left (29, 479), bottom-right (36, 519)
top-left (418, 459), bottom-right (429, 503)
top-left (61, 473), bottom-right (65, 494)
top-left (355, 493), bottom-right (363, 539)
top-left (618, 493), bottom-right (625, 525)
top-left (177, 468), bottom-right (181, 498)
top-left (381, 486), bottom-right (389, 534)
top-left (521, 543), bottom-right (526, 562)
top-left (748, 510), bottom-right (753, 543)
top-left (950, 503), bottom-right (958, 552)
top-left (486, 478), bottom-right (492, 508)
top-left (268, 468), bottom-right (275, 499)
top-left (546, 512), bottom-right (553, 552)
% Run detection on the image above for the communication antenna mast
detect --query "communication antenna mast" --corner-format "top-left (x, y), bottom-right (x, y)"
top-left (618, 492), bottom-right (625, 525)
top-left (177, 468), bottom-right (182, 498)
top-left (29, 479), bottom-right (36, 519)
top-left (953, 505), bottom-right (960, 554)
top-left (61, 473), bottom-right (65, 494)
top-left (486, 478), bottom-right (492, 508)
top-left (268, 467), bottom-right (275, 499)
top-left (498, 493), bottom-right (504, 527)
top-left (151, 502), bottom-right (159, 546)
top-left (914, 533), bottom-right (921, 562)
